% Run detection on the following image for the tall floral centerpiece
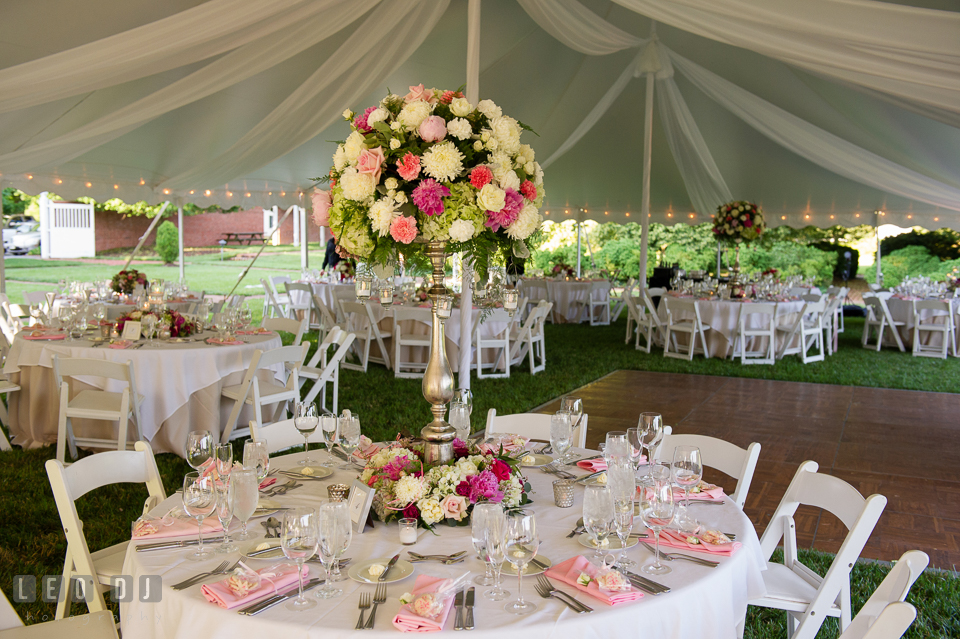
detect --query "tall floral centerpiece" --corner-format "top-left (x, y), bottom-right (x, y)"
top-left (313, 85), bottom-right (545, 463)
top-left (110, 268), bottom-right (148, 295)
top-left (714, 200), bottom-right (765, 286)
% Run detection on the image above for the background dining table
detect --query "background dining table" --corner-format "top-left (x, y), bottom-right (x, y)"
top-left (519, 278), bottom-right (612, 324)
top-left (884, 295), bottom-right (960, 348)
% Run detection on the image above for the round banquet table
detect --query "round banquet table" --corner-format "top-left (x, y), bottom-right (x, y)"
top-left (120, 448), bottom-right (766, 639)
top-left (52, 297), bottom-right (198, 320)
top-left (291, 281), bottom-right (356, 310)
top-left (2, 329), bottom-right (283, 455)
top-left (883, 296), bottom-right (960, 349)
top-left (519, 278), bottom-right (611, 324)
top-left (656, 295), bottom-right (807, 358)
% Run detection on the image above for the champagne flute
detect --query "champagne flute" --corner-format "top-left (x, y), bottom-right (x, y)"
top-left (214, 443), bottom-right (233, 479)
top-left (614, 498), bottom-right (635, 568)
top-left (280, 507), bottom-right (319, 611)
top-left (182, 472), bottom-right (217, 561)
top-left (471, 503), bottom-right (504, 586)
top-left (294, 402), bottom-right (319, 465)
top-left (640, 466), bottom-right (676, 575)
top-left (549, 410), bottom-right (573, 463)
top-left (316, 500), bottom-right (349, 599)
top-left (503, 512), bottom-right (539, 615)
top-left (482, 519), bottom-right (510, 601)
top-left (319, 414), bottom-right (339, 468)
top-left (185, 430), bottom-right (214, 471)
top-left (243, 439), bottom-right (270, 482)
top-left (337, 414), bottom-right (360, 470)
top-left (583, 484), bottom-right (615, 559)
top-left (672, 445), bottom-right (703, 533)
top-left (214, 478), bottom-right (238, 554)
top-left (231, 469), bottom-right (258, 541)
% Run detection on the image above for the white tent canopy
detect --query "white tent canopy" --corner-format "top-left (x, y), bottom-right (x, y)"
top-left (1, 0), bottom-right (959, 232)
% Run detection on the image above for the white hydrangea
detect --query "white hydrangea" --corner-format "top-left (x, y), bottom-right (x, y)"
top-left (498, 169), bottom-right (520, 192)
top-left (422, 141), bottom-right (464, 182)
top-left (490, 116), bottom-right (521, 154)
top-left (367, 107), bottom-right (388, 125)
top-left (368, 198), bottom-right (398, 237)
top-left (333, 145), bottom-right (348, 171)
top-left (343, 131), bottom-right (366, 164)
top-left (489, 152), bottom-right (513, 183)
top-left (477, 99), bottom-right (502, 119)
top-left (421, 216), bottom-right (450, 242)
top-left (370, 447), bottom-right (417, 468)
top-left (339, 167), bottom-right (376, 201)
top-left (450, 97), bottom-right (473, 117)
top-left (398, 100), bottom-right (433, 129)
top-left (500, 475), bottom-right (523, 508)
top-left (447, 118), bottom-right (473, 141)
top-left (506, 202), bottom-right (541, 240)
top-left (394, 475), bottom-right (425, 506)
top-left (449, 219), bottom-right (475, 243)
top-left (426, 465), bottom-right (462, 497)
top-left (417, 498), bottom-right (444, 525)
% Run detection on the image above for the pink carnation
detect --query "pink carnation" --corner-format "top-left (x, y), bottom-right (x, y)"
top-left (412, 179), bottom-right (451, 216)
top-left (439, 90), bottom-right (463, 104)
top-left (485, 188), bottom-right (523, 232)
top-left (311, 190), bottom-right (332, 227)
top-left (404, 84), bottom-right (437, 104)
top-left (520, 180), bottom-right (537, 201)
top-left (397, 153), bottom-right (421, 181)
top-left (390, 215), bottom-right (418, 244)
top-left (470, 166), bottom-right (493, 190)
top-left (353, 106), bottom-right (377, 133)
top-left (356, 147), bottom-right (385, 183)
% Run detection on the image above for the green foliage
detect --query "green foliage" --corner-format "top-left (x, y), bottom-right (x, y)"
top-left (865, 245), bottom-right (960, 287)
top-left (811, 242), bottom-right (859, 280)
top-left (763, 224), bottom-right (874, 247)
top-left (880, 228), bottom-right (960, 261)
top-left (2, 188), bottom-right (29, 216)
top-left (154, 220), bottom-right (179, 264)
top-left (738, 242), bottom-right (835, 285)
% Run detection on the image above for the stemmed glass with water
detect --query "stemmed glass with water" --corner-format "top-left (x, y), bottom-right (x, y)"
top-left (471, 503), bottom-right (504, 587)
top-left (319, 413), bottom-right (339, 467)
top-left (185, 430), bottom-right (214, 472)
top-left (280, 507), bottom-right (319, 612)
top-left (230, 469), bottom-right (258, 541)
top-left (636, 412), bottom-right (664, 484)
top-left (243, 439), bottom-right (270, 482)
top-left (337, 413), bottom-right (361, 469)
top-left (182, 472), bottom-right (217, 561)
top-left (549, 410), bottom-right (573, 463)
top-left (316, 500), bottom-right (351, 599)
top-left (214, 478), bottom-right (238, 554)
top-left (639, 465), bottom-right (676, 575)
top-left (294, 402), bottom-right (319, 466)
top-left (672, 445), bottom-right (703, 533)
top-left (503, 512), bottom-right (539, 615)
top-left (607, 457), bottom-right (637, 568)
top-left (583, 484), bottom-right (615, 559)
top-left (449, 401), bottom-right (471, 442)
top-left (560, 396), bottom-right (582, 428)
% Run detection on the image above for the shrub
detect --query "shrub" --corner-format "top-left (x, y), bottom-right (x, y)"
top-left (738, 242), bottom-right (835, 286)
top-left (879, 228), bottom-right (960, 261)
top-left (155, 220), bottom-right (179, 264)
top-left (866, 245), bottom-right (960, 287)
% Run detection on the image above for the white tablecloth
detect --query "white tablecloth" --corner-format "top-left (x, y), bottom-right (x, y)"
top-left (52, 298), bottom-right (198, 320)
top-left (3, 330), bottom-right (282, 454)
top-left (121, 448), bottom-right (766, 639)
top-left (519, 279), bottom-right (611, 324)
top-left (884, 296), bottom-right (960, 348)
top-left (291, 281), bottom-right (356, 310)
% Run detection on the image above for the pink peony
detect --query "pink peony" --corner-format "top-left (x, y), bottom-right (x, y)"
top-left (470, 166), bottom-right (493, 190)
top-left (418, 115), bottom-right (447, 143)
top-left (356, 147), bottom-right (385, 183)
top-left (311, 189), bottom-right (332, 227)
top-left (440, 494), bottom-right (468, 520)
top-left (397, 153), bottom-right (421, 181)
top-left (484, 188), bottom-right (522, 231)
top-left (412, 179), bottom-right (451, 216)
top-left (404, 84), bottom-right (437, 104)
top-left (403, 503), bottom-right (420, 519)
top-left (390, 215), bottom-right (418, 244)
top-left (353, 106), bottom-right (377, 133)
top-left (520, 180), bottom-right (537, 201)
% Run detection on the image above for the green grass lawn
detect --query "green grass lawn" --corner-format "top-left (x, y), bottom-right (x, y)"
top-left (1, 314), bottom-right (958, 633)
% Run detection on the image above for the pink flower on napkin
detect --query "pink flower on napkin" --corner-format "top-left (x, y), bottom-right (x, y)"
top-left (132, 515), bottom-right (222, 540)
top-left (107, 340), bottom-right (133, 349)
top-left (657, 529), bottom-right (741, 556)
top-left (544, 556), bottom-right (643, 605)
top-left (202, 564), bottom-right (308, 610)
top-left (392, 575), bottom-right (456, 632)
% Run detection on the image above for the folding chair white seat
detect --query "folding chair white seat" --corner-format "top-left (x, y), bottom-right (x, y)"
top-left (507, 301), bottom-right (552, 374)
top-left (662, 297), bottom-right (712, 360)
top-left (657, 434), bottom-right (761, 509)
top-left (838, 550), bottom-right (927, 639)
top-left (485, 409), bottom-right (588, 448)
top-left (269, 275), bottom-right (292, 312)
top-left (300, 328), bottom-right (355, 410)
top-left (220, 343), bottom-right (309, 443)
top-left (338, 300), bottom-right (392, 372)
top-left (830, 287), bottom-right (849, 334)
top-left (393, 307), bottom-right (434, 379)
top-left (610, 278), bottom-right (635, 323)
top-left (731, 302), bottom-right (777, 365)
top-left (0, 587), bottom-right (119, 638)
top-left (637, 288), bottom-right (666, 353)
top-left (250, 417), bottom-right (328, 455)
top-left (748, 460), bottom-right (887, 638)
top-left (777, 300), bottom-right (826, 363)
top-left (474, 308), bottom-right (512, 379)
top-left (788, 287), bottom-right (810, 297)
top-left (911, 299), bottom-right (954, 359)
top-left (53, 356), bottom-right (144, 465)
top-left (283, 282), bottom-right (314, 322)
top-left (585, 281), bottom-right (611, 326)
top-left (801, 293), bottom-right (823, 303)
top-left (45, 442), bottom-right (165, 620)
top-left (624, 294), bottom-right (643, 345)
top-left (0, 378), bottom-right (20, 451)
top-left (261, 316), bottom-right (308, 346)
top-left (861, 296), bottom-right (905, 352)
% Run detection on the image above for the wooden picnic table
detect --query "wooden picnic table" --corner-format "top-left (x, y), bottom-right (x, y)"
top-left (221, 232), bottom-right (266, 245)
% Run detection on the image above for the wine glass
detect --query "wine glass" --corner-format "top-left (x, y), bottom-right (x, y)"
top-left (243, 440), bottom-right (270, 482)
top-left (294, 402), bottom-right (319, 465)
top-left (614, 496), bottom-right (635, 568)
top-left (582, 484), bottom-right (615, 559)
top-left (560, 395), bottom-right (582, 430)
top-left (482, 517), bottom-right (510, 601)
top-left (453, 389), bottom-right (474, 417)
top-left (471, 503), bottom-right (504, 586)
top-left (214, 443), bottom-right (233, 479)
top-left (640, 466), bottom-right (676, 575)
top-left (214, 478), bottom-right (238, 554)
top-left (185, 430), bottom-right (214, 471)
top-left (142, 314), bottom-right (157, 345)
top-left (626, 427), bottom-right (645, 470)
top-left (549, 410), bottom-right (573, 463)
top-left (182, 472), bottom-right (217, 561)
top-left (238, 303), bottom-right (252, 330)
top-left (280, 507), bottom-right (319, 611)
top-left (636, 412), bottom-right (663, 485)
top-left (230, 469), bottom-right (258, 541)
top-left (672, 445), bottom-right (703, 533)
top-left (319, 413), bottom-right (339, 468)
top-left (604, 431), bottom-right (630, 462)
top-left (503, 512), bottom-right (539, 615)
top-left (450, 402), bottom-right (470, 442)
top-left (337, 414), bottom-right (360, 470)
top-left (316, 500), bottom-right (350, 599)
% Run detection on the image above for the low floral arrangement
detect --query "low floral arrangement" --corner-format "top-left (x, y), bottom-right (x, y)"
top-left (110, 269), bottom-right (148, 295)
top-left (359, 437), bottom-right (531, 530)
top-left (552, 263), bottom-right (575, 278)
top-left (114, 309), bottom-right (198, 338)
top-left (761, 268), bottom-right (779, 279)
top-left (312, 85), bottom-right (545, 276)
top-left (714, 200), bottom-right (765, 243)
top-left (335, 260), bottom-right (356, 280)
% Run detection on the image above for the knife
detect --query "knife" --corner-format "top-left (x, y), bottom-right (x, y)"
top-left (238, 578), bottom-right (323, 615)
top-left (453, 590), bottom-right (464, 631)
top-left (564, 455), bottom-right (598, 466)
top-left (380, 552), bottom-right (401, 582)
top-left (623, 570), bottom-right (670, 594)
top-left (464, 588), bottom-right (475, 630)
top-left (135, 536), bottom-right (224, 551)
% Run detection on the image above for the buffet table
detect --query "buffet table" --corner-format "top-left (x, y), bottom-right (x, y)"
top-left (120, 448), bottom-right (766, 639)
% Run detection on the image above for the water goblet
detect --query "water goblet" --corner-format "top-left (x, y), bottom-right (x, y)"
top-left (243, 439), bottom-right (270, 482)
top-left (281, 507), bottom-right (319, 611)
top-left (182, 472), bottom-right (217, 561)
top-left (672, 445), bottom-right (703, 533)
top-left (230, 469), bottom-right (258, 541)
top-left (316, 500), bottom-right (351, 599)
top-left (471, 503), bottom-right (504, 586)
top-left (185, 429), bottom-right (214, 471)
top-left (337, 414), bottom-right (360, 470)
top-left (503, 512), bottom-right (539, 614)
top-left (560, 395), bottom-right (583, 430)
top-left (319, 414), bottom-right (339, 468)
top-left (294, 402), bottom-right (319, 465)
top-left (583, 484), bottom-right (615, 559)
top-left (549, 410), bottom-right (573, 463)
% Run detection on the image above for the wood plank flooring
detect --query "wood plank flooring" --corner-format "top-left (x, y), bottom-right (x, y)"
top-left (535, 370), bottom-right (960, 569)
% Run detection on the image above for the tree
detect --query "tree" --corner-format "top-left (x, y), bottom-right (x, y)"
top-left (155, 221), bottom-right (179, 264)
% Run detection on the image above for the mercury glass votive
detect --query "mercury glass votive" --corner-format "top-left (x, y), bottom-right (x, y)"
top-left (553, 480), bottom-right (575, 508)
top-left (327, 484), bottom-right (349, 501)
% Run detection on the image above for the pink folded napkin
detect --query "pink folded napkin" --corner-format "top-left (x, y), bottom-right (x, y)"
top-left (206, 338), bottom-right (244, 345)
top-left (24, 332), bottom-right (65, 340)
top-left (352, 441), bottom-right (381, 461)
top-left (577, 454), bottom-right (646, 472)
top-left (202, 564), bottom-right (308, 610)
top-left (644, 482), bottom-right (724, 502)
top-left (132, 515), bottom-right (222, 540)
top-left (259, 477), bottom-right (277, 490)
top-left (237, 328), bottom-right (273, 335)
top-left (656, 529), bottom-right (741, 556)
top-left (392, 575), bottom-right (456, 632)
top-left (478, 435), bottom-right (529, 454)
top-left (107, 340), bottom-right (134, 349)
top-left (544, 556), bottom-right (644, 605)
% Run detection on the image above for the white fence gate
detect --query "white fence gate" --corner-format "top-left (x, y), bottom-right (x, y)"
top-left (39, 192), bottom-right (96, 258)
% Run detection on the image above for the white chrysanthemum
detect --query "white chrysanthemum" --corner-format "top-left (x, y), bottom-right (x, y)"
top-left (398, 100), bottom-right (433, 129)
top-left (477, 99), bottom-right (502, 119)
top-left (498, 169), bottom-right (520, 192)
top-left (343, 131), bottom-right (366, 164)
top-left (477, 183), bottom-right (506, 212)
top-left (490, 116), bottom-right (521, 154)
top-left (533, 161), bottom-right (544, 186)
top-left (450, 97), bottom-right (473, 117)
top-left (333, 145), bottom-right (348, 171)
top-left (394, 475), bottom-right (424, 506)
top-left (368, 198), bottom-right (398, 237)
top-left (339, 167), bottom-right (376, 201)
top-left (506, 202), bottom-right (541, 240)
top-left (422, 141), bottom-right (464, 182)
top-left (517, 144), bottom-right (535, 166)
top-left (417, 498), bottom-right (444, 525)
top-left (449, 220), bottom-right (475, 243)
top-left (367, 107), bottom-right (388, 125)
top-left (489, 152), bottom-right (512, 183)
top-left (447, 118), bottom-right (472, 140)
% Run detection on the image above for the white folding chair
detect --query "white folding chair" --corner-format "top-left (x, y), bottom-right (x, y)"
top-left (657, 434), bottom-right (761, 508)
top-left (731, 302), bottom-right (777, 365)
top-left (777, 300), bottom-right (826, 363)
top-left (821, 295), bottom-right (843, 356)
top-left (45, 442), bottom-right (166, 619)
top-left (0, 588), bottom-right (119, 637)
top-left (310, 293), bottom-right (339, 341)
top-left (53, 356), bottom-right (144, 465)
top-left (268, 275), bottom-right (292, 316)
top-left (220, 343), bottom-right (309, 443)
top-left (261, 316), bottom-right (308, 346)
top-left (861, 296), bottom-right (906, 352)
top-left (338, 300), bottom-right (392, 372)
top-left (610, 278), bottom-right (635, 323)
top-left (300, 328), bottom-right (356, 409)
top-left (508, 301), bottom-right (552, 374)
top-left (0, 296), bottom-right (22, 344)
top-left (0, 376), bottom-right (20, 451)
top-left (283, 282), bottom-right (314, 322)
top-left (474, 308), bottom-right (512, 379)
top-left (250, 417), bottom-right (327, 455)
top-left (485, 409), bottom-right (588, 448)
top-left (827, 287), bottom-right (849, 335)
top-left (748, 460), bottom-right (887, 638)
top-left (638, 287), bottom-right (667, 352)
top-left (585, 281), bottom-right (611, 326)
top-left (801, 293), bottom-right (823, 303)
top-left (393, 307), bottom-right (433, 379)
top-left (788, 287), bottom-right (810, 297)
top-left (519, 280), bottom-right (553, 323)
top-left (911, 299), bottom-right (954, 359)
top-left (260, 279), bottom-right (286, 319)
top-left (624, 294), bottom-right (643, 346)
top-left (662, 297), bottom-right (712, 360)
top-left (838, 550), bottom-right (927, 639)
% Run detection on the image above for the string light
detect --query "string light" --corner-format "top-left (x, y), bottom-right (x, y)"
top-left (781, 215), bottom-right (787, 220)
top-left (280, 191), bottom-right (286, 197)
top-left (565, 210), bottom-right (569, 215)
top-left (26, 174), bottom-right (33, 180)
top-left (935, 217), bottom-right (939, 222)
top-left (140, 179), bottom-right (145, 185)
top-left (804, 214), bottom-right (810, 220)
top-left (226, 191), bottom-right (233, 197)
top-left (189, 190), bottom-right (195, 195)
top-left (114, 184), bottom-right (119, 190)
top-left (268, 191), bottom-right (273, 196)
top-left (604, 211), bottom-right (608, 215)
top-left (54, 179), bottom-right (62, 185)
top-left (204, 190), bottom-right (211, 196)
top-left (855, 213), bottom-right (860, 218)
top-left (688, 213), bottom-right (695, 219)
top-left (245, 192), bottom-right (251, 197)
top-left (162, 189), bottom-right (170, 195)
top-left (907, 214), bottom-right (913, 220)
top-left (625, 212), bottom-right (630, 217)
top-left (85, 182), bottom-right (92, 188)
top-left (667, 213), bottom-right (673, 218)
top-left (830, 215), bottom-right (835, 219)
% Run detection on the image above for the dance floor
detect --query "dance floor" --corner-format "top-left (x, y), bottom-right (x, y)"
top-left (537, 370), bottom-right (960, 569)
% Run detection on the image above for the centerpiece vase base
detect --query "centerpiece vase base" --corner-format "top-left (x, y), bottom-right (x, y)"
top-left (420, 240), bottom-right (456, 465)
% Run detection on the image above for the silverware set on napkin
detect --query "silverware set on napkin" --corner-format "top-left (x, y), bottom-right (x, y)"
top-left (453, 587), bottom-right (475, 630)
top-left (533, 574), bottom-right (593, 612)
top-left (408, 551), bottom-right (467, 564)
top-left (170, 560), bottom-right (241, 590)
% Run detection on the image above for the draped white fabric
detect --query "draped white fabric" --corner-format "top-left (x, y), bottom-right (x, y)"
top-left (517, 0), bottom-right (642, 55)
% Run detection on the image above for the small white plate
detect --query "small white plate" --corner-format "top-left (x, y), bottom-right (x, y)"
top-left (278, 466), bottom-right (333, 480)
top-left (501, 555), bottom-right (553, 576)
top-left (348, 559), bottom-right (415, 584)
top-left (577, 532), bottom-right (639, 550)
top-left (519, 454), bottom-right (553, 467)
top-left (242, 540), bottom-right (285, 560)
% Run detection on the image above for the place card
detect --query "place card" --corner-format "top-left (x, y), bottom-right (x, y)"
top-left (121, 320), bottom-right (142, 341)
top-left (347, 479), bottom-right (375, 534)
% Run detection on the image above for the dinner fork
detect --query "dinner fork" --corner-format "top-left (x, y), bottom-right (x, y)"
top-left (364, 582), bottom-right (387, 629)
top-left (533, 575), bottom-right (591, 613)
top-left (355, 592), bottom-right (371, 629)
top-left (639, 541), bottom-right (719, 567)
top-left (171, 559), bottom-right (239, 590)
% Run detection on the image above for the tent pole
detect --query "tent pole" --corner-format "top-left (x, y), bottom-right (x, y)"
top-left (177, 206), bottom-right (184, 283)
top-left (301, 206), bottom-right (309, 270)
top-left (0, 184), bottom-right (5, 295)
top-left (459, 0), bottom-right (481, 393)
top-left (122, 202), bottom-right (169, 271)
top-left (875, 210), bottom-right (882, 286)
top-left (576, 221), bottom-right (582, 278)
top-left (639, 71), bottom-right (655, 287)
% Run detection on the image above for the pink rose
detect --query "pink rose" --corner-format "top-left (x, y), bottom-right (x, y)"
top-left (440, 494), bottom-right (468, 521)
top-left (418, 116), bottom-right (447, 143)
top-left (311, 190), bottom-right (332, 227)
top-left (404, 84), bottom-right (437, 104)
top-left (396, 153), bottom-right (421, 181)
top-left (356, 147), bottom-right (385, 183)
top-left (490, 459), bottom-right (511, 482)
top-left (389, 215), bottom-right (418, 244)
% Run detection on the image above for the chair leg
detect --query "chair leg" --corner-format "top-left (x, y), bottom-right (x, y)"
top-left (0, 398), bottom-right (12, 451)
top-left (55, 552), bottom-right (72, 620)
